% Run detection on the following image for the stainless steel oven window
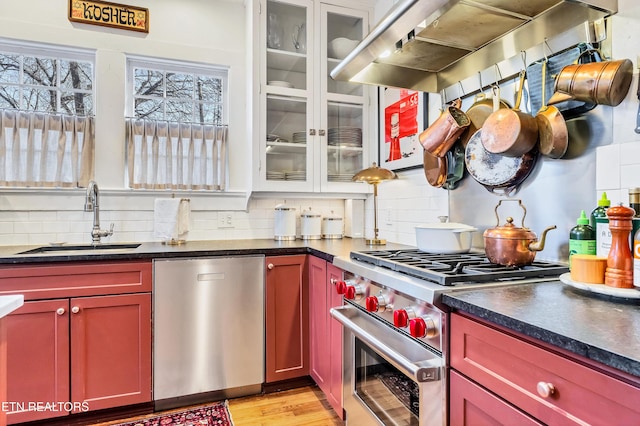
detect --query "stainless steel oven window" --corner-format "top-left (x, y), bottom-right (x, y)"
top-left (354, 337), bottom-right (420, 425)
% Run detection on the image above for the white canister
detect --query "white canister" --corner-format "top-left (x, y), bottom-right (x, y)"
top-left (300, 210), bottom-right (322, 240)
top-left (274, 205), bottom-right (296, 241)
top-left (322, 214), bottom-right (343, 239)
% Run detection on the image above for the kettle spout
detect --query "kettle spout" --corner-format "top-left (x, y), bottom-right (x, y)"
top-left (547, 91), bottom-right (574, 106)
top-left (528, 225), bottom-right (557, 252)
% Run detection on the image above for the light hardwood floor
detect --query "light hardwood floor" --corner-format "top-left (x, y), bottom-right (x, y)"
top-left (96, 385), bottom-right (343, 426)
top-left (228, 385), bottom-right (344, 425)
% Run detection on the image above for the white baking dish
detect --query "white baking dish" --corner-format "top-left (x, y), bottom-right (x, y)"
top-left (415, 223), bottom-right (478, 254)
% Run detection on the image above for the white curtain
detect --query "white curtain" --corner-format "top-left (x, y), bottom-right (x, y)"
top-left (126, 118), bottom-right (227, 190)
top-left (0, 110), bottom-right (94, 187)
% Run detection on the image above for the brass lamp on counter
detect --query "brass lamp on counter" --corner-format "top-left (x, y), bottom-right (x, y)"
top-left (352, 162), bottom-right (397, 245)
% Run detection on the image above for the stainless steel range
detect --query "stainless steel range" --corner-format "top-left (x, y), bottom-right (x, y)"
top-left (330, 249), bottom-right (568, 426)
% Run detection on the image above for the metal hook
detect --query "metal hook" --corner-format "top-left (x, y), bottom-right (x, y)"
top-left (543, 38), bottom-right (553, 62)
top-left (521, 50), bottom-right (527, 70)
top-left (478, 71), bottom-right (484, 93)
top-left (457, 81), bottom-right (464, 99)
top-left (494, 64), bottom-right (502, 85)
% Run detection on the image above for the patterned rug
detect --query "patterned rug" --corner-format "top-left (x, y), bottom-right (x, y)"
top-left (111, 401), bottom-right (234, 426)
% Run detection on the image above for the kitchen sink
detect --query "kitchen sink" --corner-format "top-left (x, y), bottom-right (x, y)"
top-left (16, 243), bottom-right (142, 255)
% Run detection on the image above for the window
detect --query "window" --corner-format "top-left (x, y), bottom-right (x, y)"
top-left (126, 57), bottom-right (229, 191)
top-left (0, 41), bottom-right (95, 188)
top-left (0, 44), bottom-right (93, 115)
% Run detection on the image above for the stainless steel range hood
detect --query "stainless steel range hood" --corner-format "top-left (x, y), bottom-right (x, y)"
top-left (330, 0), bottom-right (617, 94)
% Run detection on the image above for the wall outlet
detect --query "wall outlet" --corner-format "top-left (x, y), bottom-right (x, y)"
top-left (218, 213), bottom-right (234, 228)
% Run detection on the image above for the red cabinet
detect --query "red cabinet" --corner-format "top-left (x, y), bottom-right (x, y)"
top-left (3, 261), bottom-right (152, 424)
top-left (265, 255), bottom-right (309, 383)
top-left (450, 370), bottom-right (542, 426)
top-left (308, 257), bottom-right (343, 418)
top-left (5, 300), bottom-right (70, 423)
top-left (449, 312), bottom-right (640, 425)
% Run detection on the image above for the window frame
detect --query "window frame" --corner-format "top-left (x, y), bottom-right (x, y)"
top-left (0, 38), bottom-right (95, 116)
top-left (125, 55), bottom-right (229, 125)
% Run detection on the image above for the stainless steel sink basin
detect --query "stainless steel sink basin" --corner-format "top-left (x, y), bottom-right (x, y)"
top-left (17, 243), bottom-right (141, 255)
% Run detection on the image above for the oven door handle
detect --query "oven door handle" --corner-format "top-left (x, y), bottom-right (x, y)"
top-left (331, 305), bottom-right (442, 383)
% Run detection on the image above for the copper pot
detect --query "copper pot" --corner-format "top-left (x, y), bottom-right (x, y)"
top-left (481, 70), bottom-right (539, 157)
top-left (535, 59), bottom-right (568, 159)
top-left (548, 53), bottom-right (633, 107)
top-left (419, 99), bottom-right (470, 158)
top-left (483, 199), bottom-right (556, 267)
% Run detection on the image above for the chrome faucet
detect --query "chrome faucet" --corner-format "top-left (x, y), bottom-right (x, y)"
top-left (84, 180), bottom-right (114, 244)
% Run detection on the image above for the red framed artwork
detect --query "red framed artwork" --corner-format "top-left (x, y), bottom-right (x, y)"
top-left (379, 87), bottom-right (427, 171)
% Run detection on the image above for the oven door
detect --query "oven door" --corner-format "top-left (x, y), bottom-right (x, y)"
top-left (331, 305), bottom-right (446, 426)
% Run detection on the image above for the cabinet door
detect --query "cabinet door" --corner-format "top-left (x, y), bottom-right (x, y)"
top-left (70, 293), bottom-right (151, 411)
top-left (319, 3), bottom-right (370, 193)
top-left (265, 255), bottom-right (309, 382)
top-left (260, 0), bottom-right (315, 192)
top-left (326, 262), bottom-right (344, 418)
top-left (308, 256), bottom-right (328, 389)
top-left (450, 370), bottom-right (542, 426)
top-left (6, 300), bottom-right (70, 424)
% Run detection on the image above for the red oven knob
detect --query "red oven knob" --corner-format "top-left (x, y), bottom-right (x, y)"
top-left (393, 308), bottom-right (416, 328)
top-left (335, 280), bottom-right (347, 295)
top-left (409, 316), bottom-right (437, 338)
top-left (365, 296), bottom-right (379, 312)
top-left (344, 285), bottom-right (362, 300)
top-left (394, 309), bottom-right (409, 327)
top-left (365, 294), bottom-right (389, 312)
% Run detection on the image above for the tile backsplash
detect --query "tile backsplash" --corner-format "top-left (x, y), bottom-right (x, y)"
top-left (0, 196), bottom-right (348, 247)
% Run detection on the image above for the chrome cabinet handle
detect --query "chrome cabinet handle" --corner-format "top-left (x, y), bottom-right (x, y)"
top-left (71, 306), bottom-right (80, 314)
top-left (536, 381), bottom-right (555, 398)
top-left (319, 129), bottom-right (326, 136)
top-left (56, 308), bottom-right (65, 315)
top-left (309, 129), bottom-right (316, 136)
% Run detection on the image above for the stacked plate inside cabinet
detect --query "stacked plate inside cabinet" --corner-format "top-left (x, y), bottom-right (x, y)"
top-left (292, 131), bottom-right (307, 144)
top-left (328, 173), bottom-right (355, 182)
top-left (267, 171), bottom-right (286, 180)
top-left (328, 127), bottom-right (362, 147)
top-left (267, 134), bottom-right (288, 142)
top-left (286, 170), bottom-right (306, 181)
top-left (268, 80), bottom-right (294, 88)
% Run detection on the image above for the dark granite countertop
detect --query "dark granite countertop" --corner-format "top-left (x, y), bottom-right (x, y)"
top-left (0, 238), bottom-right (411, 265)
top-left (442, 281), bottom-right (640, 379)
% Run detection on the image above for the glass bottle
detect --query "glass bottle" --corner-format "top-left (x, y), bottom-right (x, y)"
top-left (629, 187), bottom-right (640, 245)
top-left (569, 210), bottom-right (596, 268)
top-left (591, 192), bottom-right (611, 257)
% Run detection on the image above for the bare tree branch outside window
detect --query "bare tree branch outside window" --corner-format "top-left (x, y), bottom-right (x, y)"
top-left (133, 67), bottom-right (224, 124)
top-left (0, 52), bottom-right (93, 115)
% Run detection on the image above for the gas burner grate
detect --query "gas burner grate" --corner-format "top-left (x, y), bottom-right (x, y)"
top-left (350, 249), bottom-right (568, 286)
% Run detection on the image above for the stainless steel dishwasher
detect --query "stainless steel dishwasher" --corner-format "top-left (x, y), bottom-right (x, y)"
top-left (153, 256), bottom-right (264, 408)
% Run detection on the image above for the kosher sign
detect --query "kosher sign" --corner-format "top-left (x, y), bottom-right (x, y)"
top-left (68, 0), bottom-right (149, 33)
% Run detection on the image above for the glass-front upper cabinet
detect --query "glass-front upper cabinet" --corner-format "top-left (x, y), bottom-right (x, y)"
top-left (321, 4), bottom-right (368, 192)
top-left (262, 0), bottom-right (312, 190)
top-left (255, 0), bottom-right (371, 193)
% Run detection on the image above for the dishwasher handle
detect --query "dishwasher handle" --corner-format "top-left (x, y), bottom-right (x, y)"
top-left (331, 305), bottom-right (442, 383)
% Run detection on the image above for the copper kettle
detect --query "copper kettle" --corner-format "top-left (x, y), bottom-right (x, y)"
top-left (483, 199), bottom-right (556, 267)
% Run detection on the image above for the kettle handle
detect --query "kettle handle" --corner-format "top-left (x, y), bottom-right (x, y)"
top-left (494, 199), bottom-right (527, 227)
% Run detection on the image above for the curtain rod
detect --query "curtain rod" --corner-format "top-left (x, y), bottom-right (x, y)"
top-left (0, 108), bottom-right (94, 117)
top-left (125, 116), bottom-right (228, 126)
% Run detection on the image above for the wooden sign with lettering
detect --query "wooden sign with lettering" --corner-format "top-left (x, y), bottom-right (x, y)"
top-left (68, 0), bottom-right (149, 33)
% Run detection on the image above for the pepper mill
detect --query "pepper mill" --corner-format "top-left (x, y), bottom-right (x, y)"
top-left (604, 204), bottom-right (635, 288)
